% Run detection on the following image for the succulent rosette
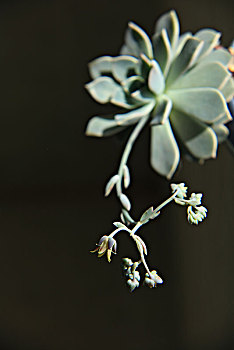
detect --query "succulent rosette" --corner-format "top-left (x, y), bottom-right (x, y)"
top-left (85, 10), bottom-right (234, 178)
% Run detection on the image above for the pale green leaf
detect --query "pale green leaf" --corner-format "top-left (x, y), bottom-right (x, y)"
top-left (169, 61), bottom-right (231, 90)
top-left (88, 56), bottom-right (113, 79)
top-left (125, 22), bottom-right (153, 59)
top-left (170, 109), bottom-right (218, 159)
top-left (123, 165), bottom-right (130, 188)
top-left (151, 95), bottom-right (172, 125)
top-left (167, 87), bottom-right (232, 123)
top-left (130, 88), bottom-right (155, 103)
top-left (112, 56), bottom-right (140, 82)
top-left (113, 222), bottom-right (128, 229)
top-left (115, 102), bottom-right (155, 126)
top-left (166, 37), bottom-right (204, 87)
top-left (122, 76), bottom-right (144, 94)
top-left (85, 77), bottom-right (119, 104)
top-left (220, 76), bottom-right (234, 102)
top-left (110, 87), bottom-right (135, 109)
top-left (154, 10), bottom-right (180, 49)
top-left (195, 29), bottom-right (221, 59)
top-left (139, 53), bottom-right (153, 79)
top-left (105, 175), bottom-right (119, 197)
top-left (120, 193), bottom-right (131, 211)
top-left (85, 117), bottom-right (125, 137)
top-left (151, 119), bottom-right (180, 179)
top-left (140, 207), bottom-right (154, 223)
top-left (200, 47), bottom-right (232, 67)
top-left (122, 209), bottom-right (136, 224)
top-left (134, 235), bottom-right (147, 255)
top-left (174, 32), bottom-right (192, 56)
top-left (148, 60), bottom-right (165, 95)
top-left (152, 29), bottom-right (172, 74)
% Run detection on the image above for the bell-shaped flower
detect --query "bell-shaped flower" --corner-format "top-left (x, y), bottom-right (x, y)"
top-left (91, 235), bottom-right (117, 262)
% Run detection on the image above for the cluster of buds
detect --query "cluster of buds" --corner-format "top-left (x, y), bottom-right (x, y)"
top-left (171, 183), bottom-right (208, 225)
top-left (187, 205), bottom-right (207, 225)
top-left (122, 258), bottom-right (141, 292)
top-left (144, 270), bottom-right (163, 288)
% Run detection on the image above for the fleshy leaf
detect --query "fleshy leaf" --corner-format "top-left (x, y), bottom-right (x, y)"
top-left (174, 32), bottom-right (192, 56)
top-left (151, 119), bottom-right (180, 179)
top-left (212, 123), bottom-right (229, 143)
top-left (134, 235), bottom-right (148, 255)
top-left (88, 56), bottom-right (113, 79)
top-left (154, 10), bottom-right (180, 49)
top-left (105, 175), bottom-right (119, 197)
top-left (123, 165), bottom-right (130, 188)
top-left (85, 117), bottom-right (125, 137)
top-left (110, 87), bottom-right (135, 109)
top-left (139, 53), bottom-right (153, 79)
top-left (170, 110), bottom-right (218, 159)
top-left (125, 22), bottom-right (153, 59)
top-left (120, 193), bottom-right (131, 211)
top-left (152, 29), bottom-right (172, 74)
top-left (112, 56), bottom-right (140, 82)
top-left (151, 95), bottom-right (172, 125)
top-left (113, 222), bottom-right (128, 229)
top-left (140, 207), bottom-right (154, 223)
top-left (114, 102), bottom-right (154, 126)
top-left (122, 76), bottom-right (145, 94)
top-left (167, 87), bottom-right (232, 123)
top-left (169, 61), bottom-right (231, 90)
top-left (220, 76), bottom-right (234, 102)
top-left (201, 47), bottom-right (232, 67)
top-left (166, 37), bottom-right (204, 87)
top-left (131, 88), bottom-right (155, 103)
top-left (85, 77), bottom-right (119, 104)
top-left (148, 60), bottom-right (165, 95)
top-left (194, 29), bottom-right (221, 59)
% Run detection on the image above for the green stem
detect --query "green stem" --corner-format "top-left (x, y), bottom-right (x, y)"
top-left (128, 189), bottom-right (179, 277)
top-left (154, 190), bottom-right (179, 213)
top-left (116, 115), bottom-right (150, 197)
top-left (130, 222), bottom-right (142, 236)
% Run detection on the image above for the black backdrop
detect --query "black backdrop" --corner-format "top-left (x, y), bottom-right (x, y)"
top-left (0, 0), bottom-right (233, 349)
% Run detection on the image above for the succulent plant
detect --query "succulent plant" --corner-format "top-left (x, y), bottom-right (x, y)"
top-left (86, 11), bottom-right (233, 292)
top-left (85, 10), bottom-right (233, 179)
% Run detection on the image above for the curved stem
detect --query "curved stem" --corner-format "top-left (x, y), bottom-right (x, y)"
top-left (116, 115), bottom-right (150, 197)
top-left (130, 222), bottom-right (142, 236)
top-left (154, 189), bottom-right (179, 213)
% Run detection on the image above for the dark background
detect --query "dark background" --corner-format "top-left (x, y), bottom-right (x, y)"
top-left (0, 0), bottom-right (233, 349)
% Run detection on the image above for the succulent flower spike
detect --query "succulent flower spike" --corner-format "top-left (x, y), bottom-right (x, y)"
top-left (91, 235), bottom-right (117, 262)
top-left (86, 10), bottom-right (233, 179)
